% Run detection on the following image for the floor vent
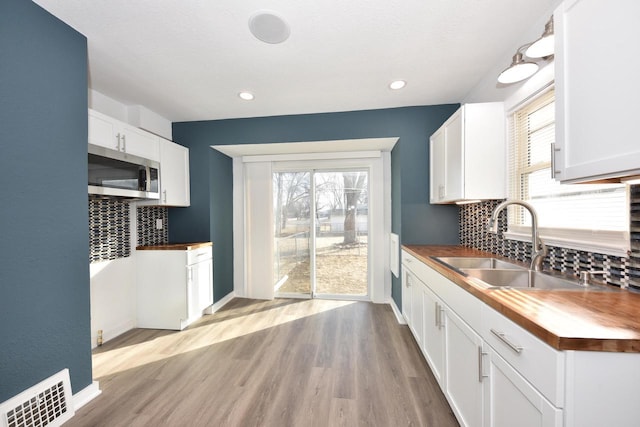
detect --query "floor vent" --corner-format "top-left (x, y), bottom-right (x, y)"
top-left (0, 369), bottom-right (75, 427)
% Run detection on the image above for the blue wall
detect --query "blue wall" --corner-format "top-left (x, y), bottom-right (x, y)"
top-left (172, 106), bottom-right (460, 308)
top-left (0, 0), bottom-right (91, 401)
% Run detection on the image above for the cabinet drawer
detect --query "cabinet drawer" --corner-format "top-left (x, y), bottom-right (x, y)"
top-left (402, 250), bottom-right (481, 331)
top-left (187, 246), bottom-right (212, 265)
top-left (481, 304), bottom-right (565, 407)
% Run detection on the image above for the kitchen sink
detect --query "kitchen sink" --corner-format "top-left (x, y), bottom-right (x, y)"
top-left (435, 256), bottom-right (527, 271)
top-left (461, 268), bottom-right (617, 291)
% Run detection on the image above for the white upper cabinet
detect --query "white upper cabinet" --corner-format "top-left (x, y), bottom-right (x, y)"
top-left (89, 109), bottom-right (160, 161)
top-left (156, 137), bottom-right (190, 207)
top-left (554, 0), bottom-right (640, 182)
top-left (430, 103), bottom-right (506, 204)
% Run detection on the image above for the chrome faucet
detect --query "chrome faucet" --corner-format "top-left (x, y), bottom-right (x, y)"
top-left (487, 200), bottom-right (548, 271)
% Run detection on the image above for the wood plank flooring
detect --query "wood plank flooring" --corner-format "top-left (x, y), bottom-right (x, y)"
top-left (69, 298), bottom-right (458, 426)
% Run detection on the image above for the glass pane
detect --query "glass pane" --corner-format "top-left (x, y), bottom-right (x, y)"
top-left (273, 172), bottom-right (311, 295)
top-left (521, 169), bottom-right (626, 231)
top-left (314, 171), bottom-right (368, 296)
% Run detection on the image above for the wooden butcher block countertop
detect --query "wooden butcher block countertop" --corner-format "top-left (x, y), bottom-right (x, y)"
top-left (403, 245), bottom-right (640, 353)
top-left (136, 242), bottom-right (212, 251)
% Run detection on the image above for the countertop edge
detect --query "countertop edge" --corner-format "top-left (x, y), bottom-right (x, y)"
top-left (402, 244), bottom-right (640, 353)
top-left (136, 242), bottom-right (213, 251)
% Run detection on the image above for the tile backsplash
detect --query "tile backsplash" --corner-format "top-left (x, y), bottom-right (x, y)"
top-left (459, 185), bottom-right (640, 291)
top-left (89, 196), bottom-right (130, 263)
top-left (89, 199), bottom-right (169, 263)
top-left (137, 206), bottom-right (168, 246)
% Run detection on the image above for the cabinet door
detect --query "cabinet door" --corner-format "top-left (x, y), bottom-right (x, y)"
top-left (445, 308), bottom-right (485, 427)
top-left (121, 124), bottom-right (159, 161)
top-left (410, 273), bottom-right (424, 347)
top-left (430, 128), bottom-right (446, 203)
top-left (401, 265), bottom-right (413, 325)
top-left (443, 109), bottom-right (463, 201)
top-left (485, 347), bottom-right (562, 427)
top-left (158, 139), bottom-right (190, 206)
top-left (196, 257), bottom-right (213, 310)
top-left (555, 0), bottom-right (640, 182)
top-left (186, 265), bottom-right (199, 321)
top-left (421, 283), bottom-right (445, 387)
top-left (89, 110), bottom-right (119, 151)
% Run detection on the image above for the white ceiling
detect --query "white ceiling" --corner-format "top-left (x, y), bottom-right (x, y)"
top-left (33, 0), bottom-right (556, 123)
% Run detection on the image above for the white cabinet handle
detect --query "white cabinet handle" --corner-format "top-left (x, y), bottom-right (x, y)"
top-left (121, 134), bottom-right (127, 152)
top-left (163, 189), bottom-right (167, 203)
top-left (478, 346), bottom-right (488, 382)
top-left (434, 302), bottom-right (439, 327)
top-left (491, 329), bottom-right (523, 354)
top-left (116, 132), bottom-right (121, 151)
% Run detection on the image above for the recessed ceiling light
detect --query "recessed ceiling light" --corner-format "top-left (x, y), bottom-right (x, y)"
top-left (239, 92), bottom-right (255, 101)
top-left (389, 80), bottom-right (406, 90)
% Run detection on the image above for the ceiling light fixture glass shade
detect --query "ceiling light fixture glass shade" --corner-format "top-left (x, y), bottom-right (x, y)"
top-left (389, 80), bottom-right (406, 90)
top-left (525, 17), bottom-right (555, 58)
top-left (238, 92), bottom-right (255, 101)
top-left (497, 52), bottom-right (539, 84)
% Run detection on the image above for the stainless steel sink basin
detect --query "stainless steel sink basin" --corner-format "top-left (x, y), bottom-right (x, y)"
top-left (436, 257), bottom-right (526, 271)
top-left (461, 268), bottom-right (617, 291)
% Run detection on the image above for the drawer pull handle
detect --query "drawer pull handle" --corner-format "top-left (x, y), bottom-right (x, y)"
top-left (491, 329), bottom-right (523, 354)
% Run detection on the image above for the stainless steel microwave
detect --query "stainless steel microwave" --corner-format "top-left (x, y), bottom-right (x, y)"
top-left (88, 144), bottom-right (160, 199)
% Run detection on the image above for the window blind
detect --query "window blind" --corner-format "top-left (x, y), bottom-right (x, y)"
top-left (507, 88), bottom-right (629, 254)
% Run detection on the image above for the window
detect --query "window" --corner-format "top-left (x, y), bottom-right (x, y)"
top-left (507, 88), bottom-right (629, 255)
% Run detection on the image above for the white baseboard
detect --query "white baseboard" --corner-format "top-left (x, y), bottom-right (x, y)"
top-left (388, 298), bottom-right (406, 325)
top-left (73, 381), bottom-right (101, 410)
top-left (204, 291), bottom-right (235, 314)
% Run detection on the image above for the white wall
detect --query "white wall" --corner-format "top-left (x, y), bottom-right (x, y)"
top-left (89, 204), bottom-right (138, 349)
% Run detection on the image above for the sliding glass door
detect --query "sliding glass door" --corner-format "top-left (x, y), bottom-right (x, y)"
top-left (273, 172), bottom-right (312, 296)
top-left (273, 169), bottom-right (369, 299)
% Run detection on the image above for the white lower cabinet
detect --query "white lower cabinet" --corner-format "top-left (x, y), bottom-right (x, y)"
top-left (402, 249), bottom-right (640, 427)
top-left (403, 251), bottom-right (484, 427)
top-left (402, 267), bottom-right (424, 347)
top-left (410, 272), bottom-right (424, 348)
top-left (444, 308), bottom-right (486, 427)
top-left (137, 245), bottom-right (213, 330)
top-left (485, 347), bottom-right (562, 427)
top-left (401, 264), bottom-right (413, 325)
top-left (421, 283), bottom-right (445, 387)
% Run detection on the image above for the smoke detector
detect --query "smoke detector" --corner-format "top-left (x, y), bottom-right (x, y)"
top-left (249, 11), bottom-right (290, 44)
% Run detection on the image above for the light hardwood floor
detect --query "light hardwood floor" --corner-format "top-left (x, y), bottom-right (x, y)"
top-left (69, 298), bottom-right (458, 426)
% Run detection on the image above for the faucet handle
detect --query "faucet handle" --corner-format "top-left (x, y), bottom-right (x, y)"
top-left (579, 270), bottom-right (606, 286)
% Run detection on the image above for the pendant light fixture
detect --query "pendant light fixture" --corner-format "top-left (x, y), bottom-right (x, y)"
top-left (526, 17), bottom-right (554, 58)
top-left (497, 49), bottom-right (539, 84)
top-left (497, 16), bottom-right (554, 85)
